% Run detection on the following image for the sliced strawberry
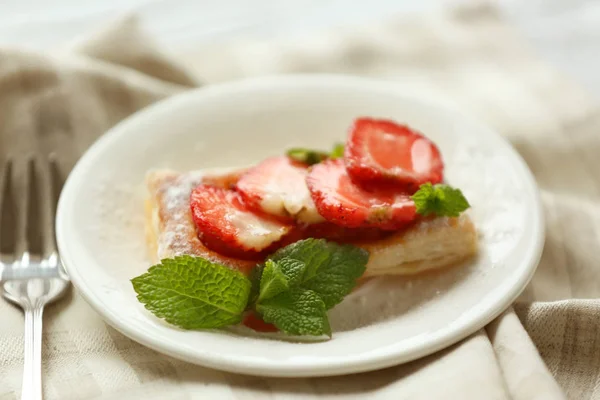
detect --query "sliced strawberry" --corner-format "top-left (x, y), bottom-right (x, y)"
top-left (190, 185), bottom-right (291, 259)
top-left (306, 159), bottom-right (417, 230)
top-left (236, 156), bottom-right (324, 224)
top-left (242, 312), bottom-right (279, 333)
top-left (345, 118), bottom-right (443, 189)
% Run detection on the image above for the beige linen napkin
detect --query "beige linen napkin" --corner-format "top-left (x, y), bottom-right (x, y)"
top-left (0, 3), bottom-right (597, 399)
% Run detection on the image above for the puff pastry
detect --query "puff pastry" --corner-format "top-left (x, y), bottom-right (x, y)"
top-left (146, 169), bottom-right (477, 277)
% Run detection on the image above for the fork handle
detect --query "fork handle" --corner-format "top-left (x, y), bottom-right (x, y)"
top-left (21, 305), bottom-right (44, 400)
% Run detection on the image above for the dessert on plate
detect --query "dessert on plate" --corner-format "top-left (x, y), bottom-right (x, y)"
top-left (134, 117), bottom-right (477, 338)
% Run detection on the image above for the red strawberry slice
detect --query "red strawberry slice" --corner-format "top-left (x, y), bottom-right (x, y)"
top-left (306, 159), bottom-right (417, 230)
top-left (345, 118), bottom-right (443, 189)
top-left (236, 156), bottom-right (324, 224)
top-left (242, 312), bottom-right (278, 333)
top-left (190, 185), bottom-right (291, 259)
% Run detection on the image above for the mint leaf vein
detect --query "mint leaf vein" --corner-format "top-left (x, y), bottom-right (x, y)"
top-left (257, 288), bottom-right (331, 337)
top-left (131, 255), bottom-right (251, 329)
top-left (257, 260), bottom-right (289, 302)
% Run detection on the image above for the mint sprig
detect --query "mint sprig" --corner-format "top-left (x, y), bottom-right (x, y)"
top-left (286, 143), bottom-right (345, 166)
top-left (131, 239), bottom-right (369, 337)
top-left (411, 183), bottom-right (470, 217)
top-left (287, 148), bottom-right (328, 166)
top-left (266, 239), bottom-right (368, 309)
top-left (131, 256), bottom-right (251, 329)
top-left (251, 239), bottom-right (368, 336)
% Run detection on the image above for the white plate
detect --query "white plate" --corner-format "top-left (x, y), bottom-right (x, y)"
top-left (56, 75), bottom-right (544, 377)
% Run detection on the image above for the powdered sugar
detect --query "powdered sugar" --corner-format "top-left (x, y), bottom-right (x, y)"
top-left (162, 171), bottom-right (204, 211)
top-left (153, 171), bottom-right (205, 258)
top-left (151, 168), bottom-right (238, 259)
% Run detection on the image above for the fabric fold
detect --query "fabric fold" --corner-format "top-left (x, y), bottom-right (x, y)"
top-left (486, 308), bottom-right (566, 400)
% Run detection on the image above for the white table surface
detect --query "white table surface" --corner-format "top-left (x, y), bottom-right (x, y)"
top-left (0, 0), bottom-right (598, 99)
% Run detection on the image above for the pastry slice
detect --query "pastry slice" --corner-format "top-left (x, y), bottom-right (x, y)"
top-left (135, 117), bottom-right (478, 339)
top-left (146, 169), bottom-right (477, 277)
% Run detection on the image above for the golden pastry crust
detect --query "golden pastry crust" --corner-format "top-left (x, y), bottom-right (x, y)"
top-left (357, 215), bottom-right (477, 276)
top-left (146, 169), bottom-right (256, 275)
top-left (146, 169), bottom-right (477, 277)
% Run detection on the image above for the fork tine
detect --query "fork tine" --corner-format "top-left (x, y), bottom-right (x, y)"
top-left (43, 155), bottom-right (62, 258)
top-left (15, 157), bottom-right (32, 263)
top-left (0, 159), bottom-right (16, 257)
top-left (27, 158), bottom-right (43, 256)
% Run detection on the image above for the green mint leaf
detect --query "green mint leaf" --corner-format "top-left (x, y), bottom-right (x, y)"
top-left (131, 255), bottom-right (251, 329)
top-left (411, 183), bottom-right (470, 217)
top-left (256, 288), bottom-right (331, 337)
top-left (286, 143), bottom-right (346, 165)
top-left (258, 260), bottom-right (289, 302)
top-left (330, 142), bottom-right (345, 159)
top-left (267, 239), bottom-right (369, 309)
top-left (287, 148), bottom-right (329, 166)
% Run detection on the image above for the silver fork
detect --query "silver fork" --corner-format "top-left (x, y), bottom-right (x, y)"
top-left (0, 156), bottom-right (70, 400)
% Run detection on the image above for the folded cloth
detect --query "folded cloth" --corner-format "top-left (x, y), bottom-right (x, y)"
top-left (1, 2), bottom-right (597, 399)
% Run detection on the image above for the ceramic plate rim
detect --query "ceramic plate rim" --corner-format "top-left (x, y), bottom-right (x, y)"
top-left (56, 74), bottom-right (544, 377)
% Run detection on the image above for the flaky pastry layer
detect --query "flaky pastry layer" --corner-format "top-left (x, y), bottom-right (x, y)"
top-left (146, 169), bottom-right (477, 277)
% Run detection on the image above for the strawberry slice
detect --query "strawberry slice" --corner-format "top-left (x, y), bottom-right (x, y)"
top-left (242, 312), bottom-right (279, 333)
top-left (236, 156), bottom-right (324, 224)
top-left (190, 185), bottom-right (291, 259)
top-left (345, 118), bottom-right (443, 189)
top-left (306, 159), bottom-right (417, 230)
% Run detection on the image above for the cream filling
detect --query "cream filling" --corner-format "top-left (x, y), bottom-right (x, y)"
top-left (259, 191), bottom-right (324, 224)
top-left (227, 209), bottom-right (289, 250)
